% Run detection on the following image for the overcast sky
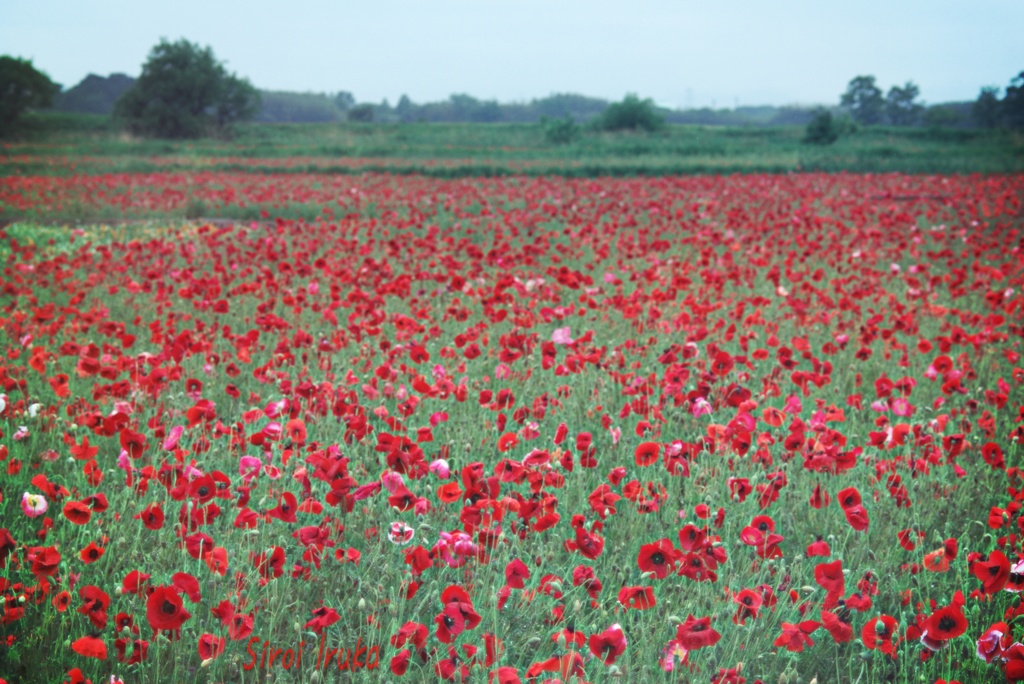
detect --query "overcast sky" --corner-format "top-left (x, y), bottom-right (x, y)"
top-left (3, 0), bottom-right (1021, 109)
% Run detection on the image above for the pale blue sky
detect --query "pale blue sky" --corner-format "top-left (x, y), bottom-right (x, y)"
top-left (3, 0), bottom-right (1021, 108)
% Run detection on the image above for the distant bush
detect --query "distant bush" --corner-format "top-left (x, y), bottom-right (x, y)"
top-left (347, 104), bottom-right (374, 123)
top-left (0, 56), bottom-right (60, 137)
top-left (257, 91), bottom-right (340, 123)
top-left (541, 115), bottom-right (580, 145)
top-left (54, 73), bottom-right (135, 115)
top-left (803, 108), bottom-right (840, 145)
top-left (923, 105), bottom-right (961, 130)
top-left (594, 94), bottom-right (665, 132)
top-left (1005, 71), bottom-right (1024, 131)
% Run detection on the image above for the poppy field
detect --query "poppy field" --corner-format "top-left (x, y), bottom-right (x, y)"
top-left (2, 170), bottom-right (1024, 684)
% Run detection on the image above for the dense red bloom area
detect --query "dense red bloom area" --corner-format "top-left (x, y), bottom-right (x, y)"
top-left (2, 171), bottom-right (1023, 681)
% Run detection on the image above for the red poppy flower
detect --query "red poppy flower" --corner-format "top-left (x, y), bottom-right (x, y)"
top-left (617, 586), bottom-right (656, 610)
top-left (740, 515), bottom-right (784, 558)
top-left (836, 487), bottom-right (862, 509)
top-left (198, 634), bottom-right (226, 661)
top-left (497, 432), bottom-right (519, 453)
top-left (63, 500), bottom-right (92, 525)
top-left (806, 537), bottom-right (830, 557)
top-left (52, 590), bottom-right (71, 612)
top-left (285, 418), bottom-right (307, 443)
top-left (71, 635), bottom-right (107, 659)
top-left (774, 621), bottom-right (819, 652)
top-left (305, 606), bottom-right (341, 634)
top-left (564, 522), bottom-right (605, 559)
top-left (921, 604), bottom-right (967, 649)
top-left (675, 615), bottom-right (720, 650)
top-left (637, 538), bottom-right (682, 579)
top-left (975, 622), bottom-right (1010, 664)
top-left (122, 570), bottom-right (151, 596)
top-left (842, 504), bottom-right (870, 531)
top-left (390, 649), bottom-right (411, 676)
top-left (79, 541), bottom-right (105, 564)
top-left (504, 558), bottom-right (530, 589)
top-left (134, 504), bottom-right (164, 530)
top-left (146, 585), bottom-right (192, 633)
top-left (970, 550), bottom-right (1010, 594)
top-left (266, 492), bottom-right (298, 523)
top-left (171, 572), bottom-right (201, 602)
top-left (77, 585), bottom-right (110, 629)
top-left (29, 545), bottom-right (61, 578)
top-left (114, 637), bottom-right (148, 665)
top-left (589, 623), bottom-right (627, 664)
top-left (820, 609), bottom-right (853, 643)
top-left (814, 559), bottom-right (845, 608)
top-left (634, 441), bottom-right (660, 467)
top-left (732, 588), bottom-right (763, 625)
top-left (861, 615), bottom-right (900, 657)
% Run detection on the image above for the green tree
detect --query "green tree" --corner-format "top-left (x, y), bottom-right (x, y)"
top-left (395, 94), bottom-right (416, 122)
top-left (334, 91), bottom-right (355, 111)
top-left (840, 75), bottom-right (884, 126)
top-left (541, 115), bottom-right (581, 145)
top-left (1004, 71), bottom-right (1024, 130)
top-left (885, 81), bottom-right (923, 126)
top-left (114, 39), bottom-right (260, 138)
top-left (973, 86), bottom-right (1001, 129)
top-left (802, 108), bottom-right (839, 145)
top-left (595, 94), bottom-right (665, 132)
top-left (0, 56), bottom-right (60, 136)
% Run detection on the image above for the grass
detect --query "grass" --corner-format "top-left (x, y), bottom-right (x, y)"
top-left (1, 112), bottom-right (1023, 180)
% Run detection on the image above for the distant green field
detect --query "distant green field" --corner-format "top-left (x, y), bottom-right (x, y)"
top-left (2, 111), bottom-right (1023, 178)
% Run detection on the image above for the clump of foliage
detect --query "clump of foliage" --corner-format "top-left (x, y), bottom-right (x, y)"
top-left (541, 115), bottom-right (581, 144)
top-left (803, 108), bottom-right (840, 145)
top-left (885, 81), bottom-right (923, 126)
top-left (346, 104), bottom-right (375, 123)
top-left (594, 94), bottom-right (665, 132)
top-left (114, 39), bottom-right (260, 139)
top-left (0, 56), bottom-right (60, 137)
top-left (840, 75), bottom-right (885, 126)
top-left (1005, 71), bottom-right (1024, 130)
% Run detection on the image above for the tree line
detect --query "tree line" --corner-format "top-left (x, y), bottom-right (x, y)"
top-left (2, 38), bottom-right (1022, 139)
top-left (839, 75), bottom-right (1023, 129)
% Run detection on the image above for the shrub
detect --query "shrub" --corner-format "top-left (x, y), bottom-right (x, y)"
top-left (0, 56), bottom-right (60, 137)
top-left (803, 108), bottom-right (840, 145)
top-left (347, 104), bottom-right (374, 123)
top-left (594, 94), bottom-right (665, 133)
top-left (541, 115), bottom-right (580, 145)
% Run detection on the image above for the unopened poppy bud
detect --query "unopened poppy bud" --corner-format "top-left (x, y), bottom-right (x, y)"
top-left (309, 672), bottom-right (321, 684)
top-left (875, 620), bottom-right (889, 635)
top-left (609, 665), bottom-right (622, 677)
top-left (201, 658), bottom-right (215, 668)
top-left (526, 637), bottom-right (541, 649)
top-left (358, 598), bottom-right (367, 610)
